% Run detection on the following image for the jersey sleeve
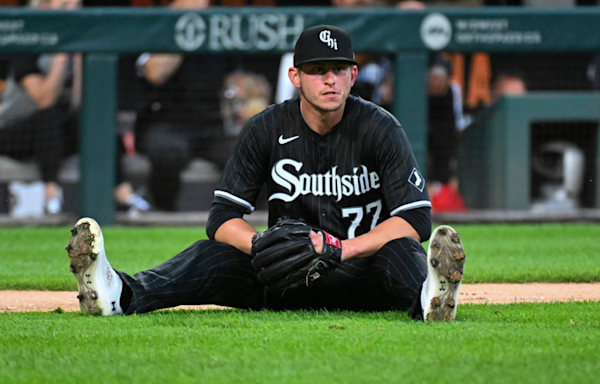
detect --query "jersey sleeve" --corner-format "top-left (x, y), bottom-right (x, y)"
top-left (213, 118), bottom-right (269, 214)
top-left (371, 110), bottom-right (431, 217)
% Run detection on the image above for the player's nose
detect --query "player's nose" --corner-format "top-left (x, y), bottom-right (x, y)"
top-left (322, 69), bottom-right (336, 84)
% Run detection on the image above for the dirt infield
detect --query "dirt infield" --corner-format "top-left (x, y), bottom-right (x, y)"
top-left (2, 283), bottom-right (599, 312)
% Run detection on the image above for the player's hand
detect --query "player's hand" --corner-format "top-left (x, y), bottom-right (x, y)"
top-left (52, 53), bottom-right (69, 68)
top-left (250, 216), bottom-right (343, 296)
top-left (309, 230), bottom-right (323, 253)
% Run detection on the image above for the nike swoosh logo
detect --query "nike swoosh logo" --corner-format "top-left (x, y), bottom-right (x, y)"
top-left (278, 135), bottom-right (300, 145)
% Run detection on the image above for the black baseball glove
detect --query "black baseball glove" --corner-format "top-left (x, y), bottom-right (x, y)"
top-left (251, 216), bottom-right (343, 296)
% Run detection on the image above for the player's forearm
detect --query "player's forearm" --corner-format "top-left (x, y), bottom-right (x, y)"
top-left (22, 53), bottom-right (69, 109)
top-left (341, 216), bottom-right (420, 261)
top-left (142, 54), bottom-right (184, 85)
top-left (213, 218), bottom-right (257, 256)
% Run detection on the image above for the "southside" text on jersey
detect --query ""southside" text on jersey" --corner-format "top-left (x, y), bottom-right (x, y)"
top-left (269, 158), bottom-right (381, 203)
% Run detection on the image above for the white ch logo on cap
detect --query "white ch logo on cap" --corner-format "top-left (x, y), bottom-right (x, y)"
top-left (319, 30), bottom-right (338, 50)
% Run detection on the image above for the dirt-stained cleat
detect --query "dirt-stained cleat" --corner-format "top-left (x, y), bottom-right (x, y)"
top-left (66, 217), bottom-right (123, 316)
top-left (421, 225), bottom-right (466, 322)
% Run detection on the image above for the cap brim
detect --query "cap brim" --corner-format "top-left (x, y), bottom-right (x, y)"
top-left (295, 57), bottom-right (359, 67)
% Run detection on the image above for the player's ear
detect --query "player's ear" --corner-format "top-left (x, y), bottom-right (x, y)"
top-left (288, 66), bottom-right (301, 89)
top-left (350, 65), bottom-right (358, 87)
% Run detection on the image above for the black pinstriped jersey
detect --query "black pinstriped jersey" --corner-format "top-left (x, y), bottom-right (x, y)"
top-left (213, 95), bottom-right (431, 240)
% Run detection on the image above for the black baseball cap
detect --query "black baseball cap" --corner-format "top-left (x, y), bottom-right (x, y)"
top-left (293, 25), bottom-right (358, 67)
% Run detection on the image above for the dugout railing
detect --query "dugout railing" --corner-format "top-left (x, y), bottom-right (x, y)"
top-left (0, 7), bottom-right (599, 224)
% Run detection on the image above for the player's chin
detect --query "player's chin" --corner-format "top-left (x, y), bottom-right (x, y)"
top-left (318, 104), bottom-right (343, 113)
top-left (317, 99), bottom-right (344, 112)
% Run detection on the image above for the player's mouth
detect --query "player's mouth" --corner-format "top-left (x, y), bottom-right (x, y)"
top-left (322, 90), bottom-right (339, 98)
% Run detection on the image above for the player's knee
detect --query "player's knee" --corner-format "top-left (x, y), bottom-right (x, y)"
top-left (374, 237), bottom-right (427, 276)
top-left (383, 237), bottom-right (425, 254)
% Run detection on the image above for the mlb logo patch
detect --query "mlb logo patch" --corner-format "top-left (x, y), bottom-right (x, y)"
top-left (408, 168), bottom-right (425, 192)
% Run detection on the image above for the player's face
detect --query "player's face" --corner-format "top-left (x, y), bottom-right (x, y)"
top-left (290, 61), bottom-right (358, 114)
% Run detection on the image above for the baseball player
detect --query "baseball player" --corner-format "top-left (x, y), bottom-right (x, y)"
top-left (66, 25), bottom-right (465, 321)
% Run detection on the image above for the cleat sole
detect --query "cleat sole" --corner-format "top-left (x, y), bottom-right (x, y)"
top-left (423, 225), bottom-right (466, 322)
top-left (66, 220), bottom-right (103, 316)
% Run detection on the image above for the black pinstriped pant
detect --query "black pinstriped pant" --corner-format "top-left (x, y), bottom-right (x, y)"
top-left (116, 237), bottom-right (427, 318)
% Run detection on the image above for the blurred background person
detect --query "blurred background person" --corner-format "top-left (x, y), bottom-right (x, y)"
top-left (425, 54), bottom-right (468, 213)
top-left (0, 0), bottom-right (81, 215)
top-left (132, 0), bottom-right (227, 211)
top-left (491, 70), bottom-right (528, 102)
top-left (220, 71), bottom-right (272, 138)
top-left (393, 0), bottom-right (468, 213)
top-left (130, 0), bottom-right (273, 211)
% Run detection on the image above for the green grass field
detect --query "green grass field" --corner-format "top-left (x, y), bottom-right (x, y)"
top-left (2, 303), bottom-right (600, 383)
top-left (1, 223), bottom-right (599, 291)
top-left (2, 223), bottom-right (600, 383)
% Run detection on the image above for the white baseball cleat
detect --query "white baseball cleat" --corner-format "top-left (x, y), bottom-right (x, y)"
top-left (421, 225), bottom-right (466, 322)
top-left (66, 217), bottom-right (123, 316)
